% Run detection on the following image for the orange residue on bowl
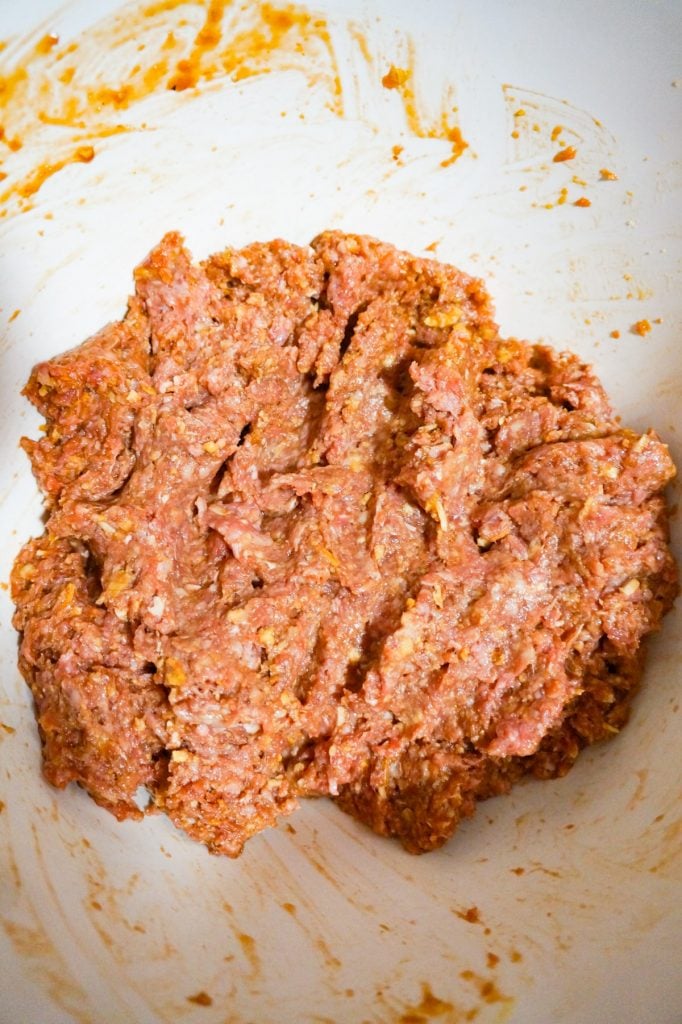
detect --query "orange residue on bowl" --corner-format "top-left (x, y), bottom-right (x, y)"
top-left (235, 930), bottom-right (261, 978)
top-left (553, 145), bottom-right (577, 162)
top-left (440, 123), bottom-right (468, 167)
top-left (0, 0), bottom-right (343, 213)
top-left (455, 906), bottom-right (481, 925)
top-left (382, 64), bottom-right (410, 89)
top-left (396, 983), bottom-right (459, 1024)
top-left (13, 146), bottom-right (95, 201)
top-left (632, 319), bottom-right (652, 336)
top-left (35, 33), bottom-right (60, 56)
top-left (381, 43), bottom-right (468, 165)
top-left (348, 21), bottom-right (372, 65)
top-left (459, 970), bottom-right (514, 1008)
top-left (187, 991), bottom-right (213, 1006)
top-left (536, 186), bottom-right (569, 210)
top-left (0, 0), bottom-right (474, 213)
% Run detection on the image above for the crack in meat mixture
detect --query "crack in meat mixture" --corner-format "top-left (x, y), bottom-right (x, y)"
top-left (11, 232), bottom-right (678, 856)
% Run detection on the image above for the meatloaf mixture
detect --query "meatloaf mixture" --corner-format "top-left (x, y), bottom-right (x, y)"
top-left (11, 231), bottom-right (678, 856)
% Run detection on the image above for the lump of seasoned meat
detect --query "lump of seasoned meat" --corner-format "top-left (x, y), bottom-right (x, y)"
top-left (12, 231), bottom-right (677, 856)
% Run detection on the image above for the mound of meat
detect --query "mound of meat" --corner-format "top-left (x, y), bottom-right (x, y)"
top-left (11, 231), bottom-right (677, 856)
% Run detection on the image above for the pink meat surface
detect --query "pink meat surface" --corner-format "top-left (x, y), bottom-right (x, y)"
top-left (12, 231), bottom-right (678, 855)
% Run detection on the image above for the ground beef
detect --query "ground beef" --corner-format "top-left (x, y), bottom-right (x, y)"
top-left (11, 231), bottom-right (678, 856)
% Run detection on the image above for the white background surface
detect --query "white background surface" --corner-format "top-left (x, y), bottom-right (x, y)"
top-left (0, 1), bottom-right (680, 1022)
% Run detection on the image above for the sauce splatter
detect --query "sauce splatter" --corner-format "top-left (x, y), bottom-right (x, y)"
top-left (0, 0), bottom-right (472, 214)
top-left (574, 196), bottom-right (591, 207)
top-left (632, 319), bottom-right (652, 336)
top-left (455, 906), bottom-right (481, 925)
top-left (553, 145), bottom-right (577, 163)
top-left (236, 930), bottom-right (260, 978)
top-left (0, 0), bottom-right (343, 213)
top-left (600, 167), bottom-right (618, 180)
top-left (382, 64), bottom-right (410, 89)
top-left (459, 970), bottom-right (513, 1008)
top-left (15, 147), bottom-right (95, 201)
top-left (380, 45), bottom-right (468, 165)
top-left (397, 983), bottom-right (457, 1023)
top-left (187, 991), bottom-right (213, 1006)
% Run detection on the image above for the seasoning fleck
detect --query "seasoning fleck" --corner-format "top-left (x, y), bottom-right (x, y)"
top-left (187, 992), bottom-right (213, 1007)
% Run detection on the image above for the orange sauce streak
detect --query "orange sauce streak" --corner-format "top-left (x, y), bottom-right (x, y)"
top-left (382, 45), bottom-right (468, 165)
top-left (440, 124), bottom-right (468, 167)
top-left (397, 983), bottom-right (456, 1024)
top-left (0, 0), bottom-right (468, 214)
top-left (168, 0), bottom-right (226, 90)
top-left (236, 931), bottom-right (260, 976)
top-left (0, 1), bottom-right (345, 212)
top-left (9, 146), bottom-right (95, 202)
top-left (574, 196), bottom-right (591, 207)
top-left (348, 22), bottom-right (372, 65)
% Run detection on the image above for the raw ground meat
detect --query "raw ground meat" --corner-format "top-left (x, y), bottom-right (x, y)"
top-left (11, 231), bottom-right (678, 856)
